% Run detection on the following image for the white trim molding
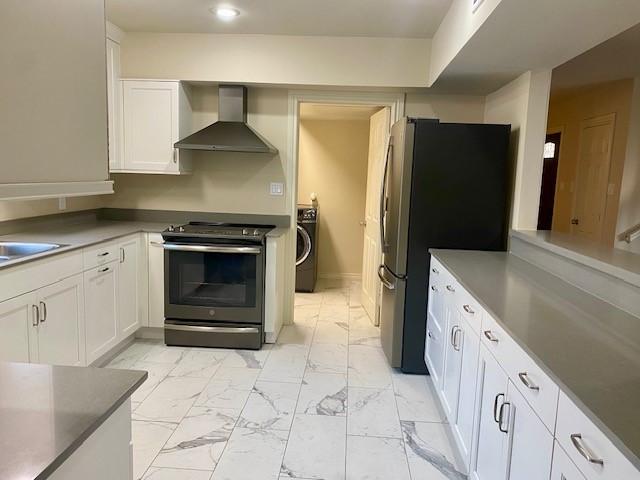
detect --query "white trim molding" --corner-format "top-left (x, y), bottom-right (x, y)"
top-left (106, 21), bottom-right (125, 44)
top-left (283, 89), bottom-right (405, 325)
top-left (0, 181), bottom-right (114, 201)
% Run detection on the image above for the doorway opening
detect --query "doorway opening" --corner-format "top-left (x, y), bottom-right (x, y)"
top-left (294, 103), bottom-right (389, 325)
top-left (536, 131), bottom-right (562, 230)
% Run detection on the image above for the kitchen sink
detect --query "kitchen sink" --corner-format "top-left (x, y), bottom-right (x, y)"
top-left (0, 242), bottom-right (66, 262)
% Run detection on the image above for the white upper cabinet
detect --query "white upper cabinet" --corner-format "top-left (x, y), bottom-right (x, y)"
top-left (121, 80), bottom-right (193, 174)
top-left (0, 0), bottom-right (113, 200)
top-left (106, 40), bottom-right (123, 171)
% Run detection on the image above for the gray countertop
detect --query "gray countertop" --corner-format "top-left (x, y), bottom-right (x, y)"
top-left (0, 220), bottom-right (169, 270)
top-left (430, 249), bottom-right (640, 470)
top-left (0, 362), bottom-right (147, 480)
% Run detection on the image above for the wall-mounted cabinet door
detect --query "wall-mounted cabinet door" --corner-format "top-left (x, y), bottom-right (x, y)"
top-left (122, 80), bottom-right (191, 174)
top-left (470, 345), bottom-right (509, 480)
top-left (106, 38), bottom-right (123, 171)
top-left (148, 233), bottom-right (165, 328)
top-left (34, 274), bottom-right (85, 367)
top-left (118, 237), bottom-right (139, 338)
top-left (84, 263), bottom-right (119, 364)
top-left (0, 292), bottom-right (36, 363)
top-left (505, 380), bottom-right (554, 480)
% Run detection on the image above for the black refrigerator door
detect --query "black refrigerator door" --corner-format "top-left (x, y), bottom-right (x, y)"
top-left (401, 120), bottom-right (510, 374)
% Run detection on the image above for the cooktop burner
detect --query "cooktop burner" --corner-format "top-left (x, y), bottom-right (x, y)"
top-left (162, 222), bottom-right (274, 241)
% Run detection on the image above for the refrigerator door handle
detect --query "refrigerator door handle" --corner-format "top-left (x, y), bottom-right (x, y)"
top-left (379, 135), bottom-right (393, 254)
top-left (377, 264), bottom-right (395, 290)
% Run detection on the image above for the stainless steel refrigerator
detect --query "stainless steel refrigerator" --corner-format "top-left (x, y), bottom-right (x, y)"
top-left (378, 118), bottom-right (510, 374)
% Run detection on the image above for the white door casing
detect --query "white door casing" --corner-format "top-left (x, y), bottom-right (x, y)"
top-left (361, 106), bottom-right (391, 325)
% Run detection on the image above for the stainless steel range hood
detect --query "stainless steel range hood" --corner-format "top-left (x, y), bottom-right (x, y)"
top-left (174, 85), bottom-right (278, 154)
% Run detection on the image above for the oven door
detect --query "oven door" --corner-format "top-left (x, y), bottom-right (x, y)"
top-left (163, 243), bottom-right (264, 324)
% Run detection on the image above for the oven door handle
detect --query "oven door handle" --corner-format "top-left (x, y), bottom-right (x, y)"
top-left (162, 243), bottom-right (262, 254)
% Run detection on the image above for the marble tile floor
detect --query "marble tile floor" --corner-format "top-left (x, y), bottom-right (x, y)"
top-left (106, 280), bottom-right (467, 480)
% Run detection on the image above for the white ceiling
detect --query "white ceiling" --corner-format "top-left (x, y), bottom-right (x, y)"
top-left (551, 23), bottom-right (640, 96)
top-left (432, 0), bottom-right (640, 94)
top-left (106, 0), bottom-right (452, 38)
top-left (300, 103), bottom-right (382, 121)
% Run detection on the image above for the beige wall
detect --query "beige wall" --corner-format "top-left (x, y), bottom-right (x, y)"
top-left (547, 79), bottom-right (633, 244)
top-left (0, 196), bottom-right (105, 223)
top-left (617, 77), bottom-right (640, 249)
top-left (484, 70), bottom-right (552, 230)
top-left (406, 92), bottom-right (486, 121)
top-left (121, 33), bottom-right (430, 88)
top-left (104, 86), bottom-right (289, 215)
top-left (297, 119), bottom-right (370, 278)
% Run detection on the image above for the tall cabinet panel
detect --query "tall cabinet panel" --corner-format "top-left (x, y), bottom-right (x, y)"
top-left (84, 263), bottom-right (119, 363)
top-left (118, 237), bottom-right (140, 337)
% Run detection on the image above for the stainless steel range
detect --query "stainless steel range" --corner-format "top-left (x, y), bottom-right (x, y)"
top-left (161, 222), bottom-right (273, 350)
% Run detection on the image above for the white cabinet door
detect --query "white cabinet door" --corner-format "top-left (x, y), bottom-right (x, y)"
top-left (441, 307), bottom-right (463, 422)
top-left (0, 292), bottom-right (36, 362)
top-left (123, 80), bottom-right (191, 174)
top-left (35, 274), bottom-right (86, 366)
top-left (425, 310), bottom-right (446, 389)
top-left (471, 345), bottom-right (510, 480)
top-left (505, 379), bottom-right (554, 480)
top-left (148, 234), bottom-right (165, 328)
top-left (118, 237), bottom-right (139, 338)
top-left (84, 263), bottom-right (119, 364)
top-left (453, 317), bottom-right (481, 468)
top-left (106, 38), bottom-right (123, 171)
top-left (551, 441), bottom-right (587, 480)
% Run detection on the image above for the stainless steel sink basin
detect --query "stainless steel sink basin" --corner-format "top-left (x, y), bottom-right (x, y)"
top-left (0, 242), bottom-right (66, 262)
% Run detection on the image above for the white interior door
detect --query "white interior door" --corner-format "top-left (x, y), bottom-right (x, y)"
top-left (572, 113), bottom-right (616, 242)
top-left (361, 107), bottom-right (390, 325)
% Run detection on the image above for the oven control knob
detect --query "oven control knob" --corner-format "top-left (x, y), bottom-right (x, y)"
top-left (209, 309), bottom-right (216, 317)
top-left (168, 225), bottom-right (175, 232)
top-left (253, 229), bottom-right (260, 236)
top-left (242, 228), bottom-right (249, 235)
top-left (178, 226), bottom-right (185, 232)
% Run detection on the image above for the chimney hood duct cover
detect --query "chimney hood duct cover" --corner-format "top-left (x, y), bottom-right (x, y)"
top-left (174, 85), bottom-right (278, 154)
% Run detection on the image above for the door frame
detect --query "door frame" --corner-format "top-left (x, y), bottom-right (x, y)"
top-left (545, 125), bottom-right (564, 231)
top-left (284, 90), bottom-right (405, 324)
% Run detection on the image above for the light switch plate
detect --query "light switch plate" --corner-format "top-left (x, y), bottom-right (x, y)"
top-left (270, 182), bottom-right (284, 196)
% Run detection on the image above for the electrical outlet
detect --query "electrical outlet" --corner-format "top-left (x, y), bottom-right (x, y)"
top-left (270, 182), bottom-right (284, 196)
top-left (58, 197), bottom-right (67, 210)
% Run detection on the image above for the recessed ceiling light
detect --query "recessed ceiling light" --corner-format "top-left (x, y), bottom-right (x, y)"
top-left (212, 7), bottom-right (240, 20)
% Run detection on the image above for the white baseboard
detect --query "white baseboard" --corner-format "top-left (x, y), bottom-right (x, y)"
top-left (318, 273), bottom-right (362, 281)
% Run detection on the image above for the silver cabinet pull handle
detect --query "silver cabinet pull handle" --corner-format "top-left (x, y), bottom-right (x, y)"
top-left (493, 393), bottom-right (505, 423)
top-left (483, 330), bottom-right (499, 343)
top-left (518, 372), bottom-right (539, 391)
top-left (173, 148), bottom-right (178, 163)
top-left (498, 401), bottom-right (511, 433)
top-left (149, 241), bottom-right (164, 247)
top-left (463, 304), bottom-right (474, 314)
top-left (446, 285), bottom-right (455, 292)
top-left (453, 327), bottom-right (462, 351)
top-left (570, 434), bottom-right (604, 465)
top-left (120, 247), bottom-right (125, 263)
top-left (431, 267), bottom-right (439, 274)
top-left (99, 267), bottom-right (110, 273)
top-left (98, 251), bottom-right (110, 257)
top-left (430, 285), bottom-right (437, 292)
top-left (32, 305), bottom-right (40, 327)
top-left (39, 301), bottom-right (47, 323)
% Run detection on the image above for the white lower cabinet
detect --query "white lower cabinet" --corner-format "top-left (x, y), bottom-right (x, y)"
top-left (118, 236), bottom-right (140, 337)
top-left (452, 315), bottom-right (480, 465)
top-left (551, 441), bottom-right (587, 480)
top-left (32, 274), bottom-right (86, 366)
top-left (0, 292), bottom-right (36, 362)
top-left (440, 287), bottom-right (460, 420)
top-left (504, 379), bottom-right (554, 480)
top-left (84, 262), bottom-right (119, 364)
top-left (471, 345), bottom-right (510, 480)
top-left (147, 233), bottom-right (165, 328)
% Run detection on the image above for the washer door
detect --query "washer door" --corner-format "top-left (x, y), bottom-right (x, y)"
top-left (296, 224), bottom-right (312, 266)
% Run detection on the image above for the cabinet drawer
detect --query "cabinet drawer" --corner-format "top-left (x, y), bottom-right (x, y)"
top-left (482, 311), bottom-right (559, 433)
top-left (456, 287), bottom-right (483, 336)
top-left (83, 242), bottom-right (119, 270)
top-left (556, 391), bottom-right (640, 480)
top-left (552, 440), bottom-right (587, 480)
